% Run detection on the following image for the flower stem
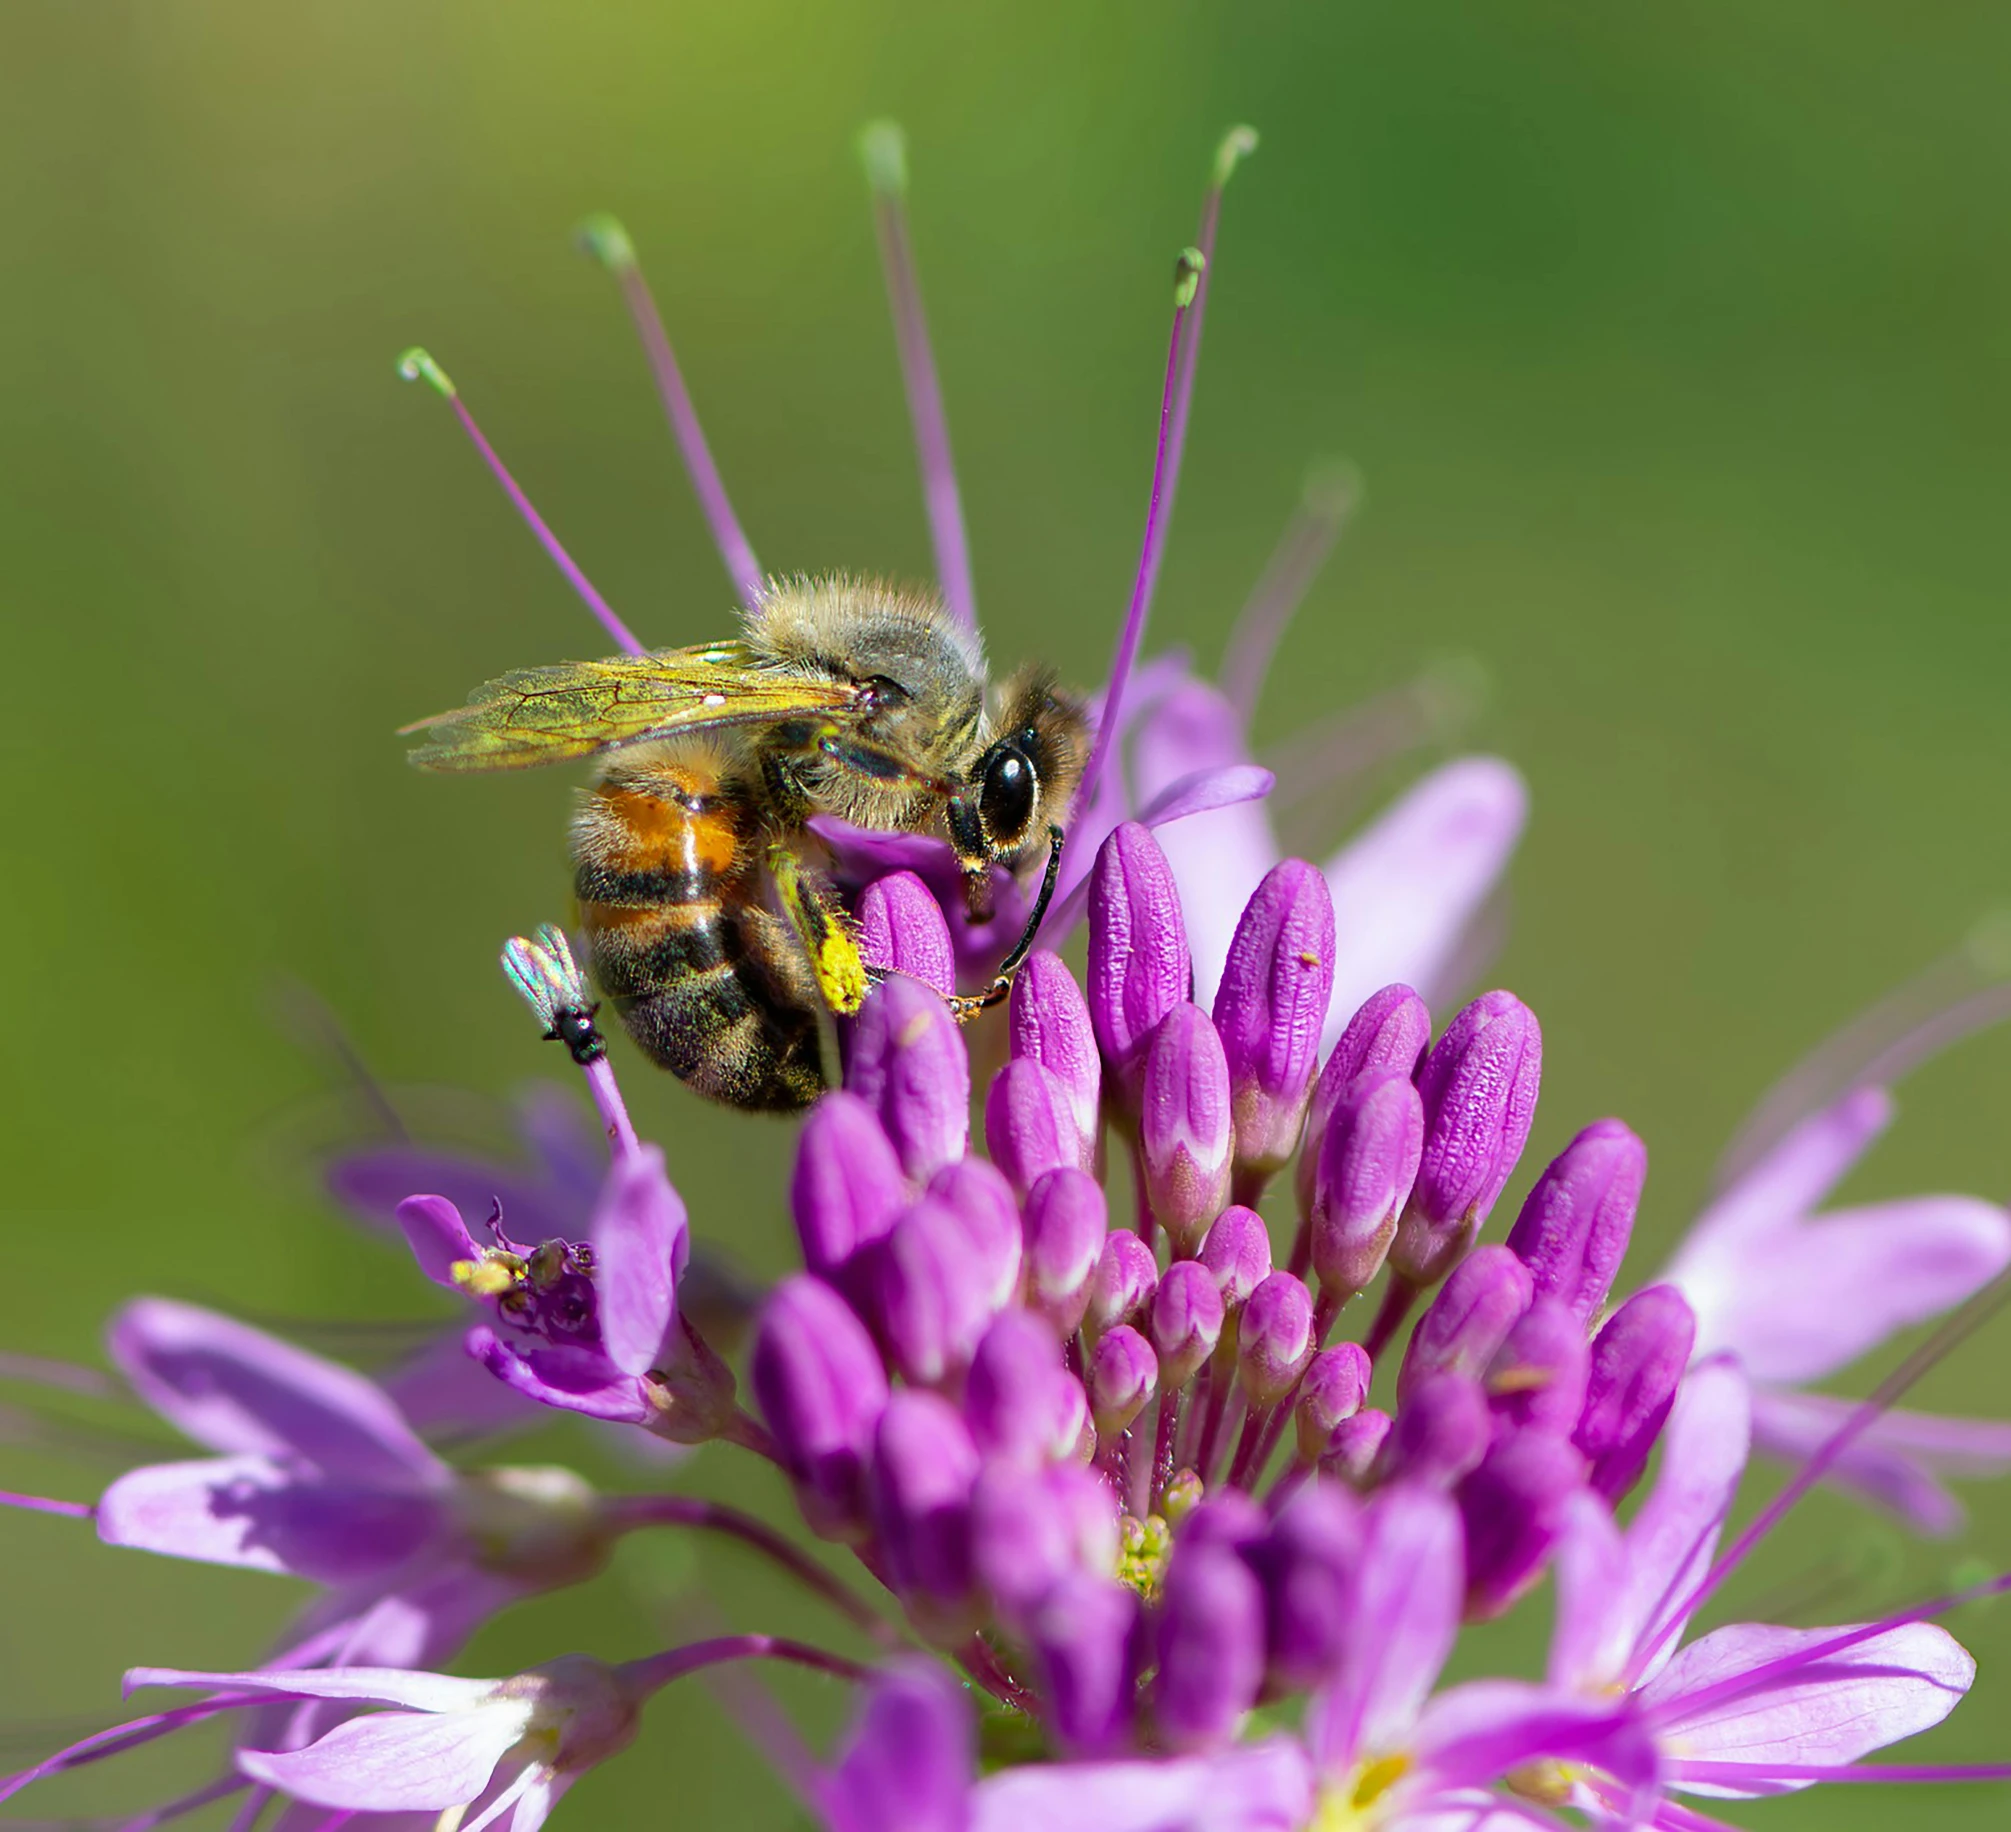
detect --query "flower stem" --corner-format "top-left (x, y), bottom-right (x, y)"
top-left (618, 1634), bottom-right (872, 1700)
top-left (608, 1496), bottom-right (900, 1646)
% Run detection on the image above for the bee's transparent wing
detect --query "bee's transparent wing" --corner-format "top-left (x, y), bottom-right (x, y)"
top-left (402, 642), bottom-right (858, 772)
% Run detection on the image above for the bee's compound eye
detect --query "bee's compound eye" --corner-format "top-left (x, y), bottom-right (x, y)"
top-left (979, 745), bottom-right (1037, 848)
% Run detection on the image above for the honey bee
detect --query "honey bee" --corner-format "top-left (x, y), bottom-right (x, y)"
top-left (405, 577), bottom-right (1086, 1112)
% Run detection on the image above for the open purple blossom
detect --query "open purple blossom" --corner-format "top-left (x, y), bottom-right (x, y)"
top-left (1662, 966), bottom-right (2011, 1533)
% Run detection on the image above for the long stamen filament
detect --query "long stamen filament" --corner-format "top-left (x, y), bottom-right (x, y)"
top-left (576, 217), bottom-right (766, 610)
top-left (859, 122), bottom-right (978, 634)
top-left (397, 349), bottom-right (645, 657)
top-left (1219, 462), bottom-right (1361, 724)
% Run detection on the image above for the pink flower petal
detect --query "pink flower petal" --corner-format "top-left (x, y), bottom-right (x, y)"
top-left (1642, 1621), bottom-right (1975, 1797)
top-left (590, 1146), bottom-right (688, 1378)
top-left (1307, 1484), bottom-right (1462, 1774)
top-left (128, 1664), bottom-right (496, 1711)
top-left (822, 1658), bottom-right (973, 1832)
top-left (970, 1739), bottom-right (1313, 1832)
top-left (108, 1299), bottom-right (447, 1489)
top-left (1676, 1088), bottom-right (1891, 1257)
top-left (1409, 1680), bottom-right (1659, 1809)
top-left (1320, 758), bottom-right (1527, 1050)
top-left (237, 1704), bottom-right (530, 1812)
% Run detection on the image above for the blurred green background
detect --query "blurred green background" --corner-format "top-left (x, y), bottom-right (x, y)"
top-left (4, 0), bottom-right (2009, 1823)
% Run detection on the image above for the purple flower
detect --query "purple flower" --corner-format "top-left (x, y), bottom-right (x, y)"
top-left (847, 975), bottom-right (971, 1182)
top-left (1309, 1067), bottom-right (1426, 1302)
top-left (1087, 823), bottom-right (1194, 1110)
top-left (856, 868), bottom-right (957, 997)
top-left (1137, 1002), bottom-right (1236, 1255)
top-left (1663, 1082), bottom-right (2011, 1532)
top-left (986, 1057), bottom-right (1090, 1196)
top-left (1010, 949), bottom-right (1103, 1151)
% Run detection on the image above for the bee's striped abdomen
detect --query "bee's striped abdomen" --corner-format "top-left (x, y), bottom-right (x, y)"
top-left (573, 746), bottom-right (825, 1112)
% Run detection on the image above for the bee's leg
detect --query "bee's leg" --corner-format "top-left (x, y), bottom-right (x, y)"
top-left (947, 826), bottom-right (1065, 1024)
top-left (807, 726), bottom-right (956, 799)
top-left (768, 844), bottom-right (874, 1019)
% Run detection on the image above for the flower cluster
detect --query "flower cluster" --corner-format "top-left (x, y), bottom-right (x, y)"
top-left (6, 116), bottom-right (2011, 1832)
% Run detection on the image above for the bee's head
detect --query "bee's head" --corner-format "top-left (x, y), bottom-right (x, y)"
top-left (948, 670), bottom-right (1087, 921)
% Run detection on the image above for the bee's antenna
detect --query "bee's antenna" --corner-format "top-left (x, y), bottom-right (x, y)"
top-left (576, 215), bottom-right (766, 613)
top-left (397, 348), bottom-right (646, 658)
top-left (1075, 125), bottom-right (1258, 820)
top-left (858, 120), bottom-right (978, 636)
top-left (956, 826), bottom-right (1066, 1018)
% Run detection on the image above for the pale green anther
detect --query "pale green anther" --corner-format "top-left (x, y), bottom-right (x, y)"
top-left (1303, 457), bottom-right (1365, 523)
top-left (1212, 123), bottom-right (1260, 190)
top-left (397, 347), bottom-right (456, 398)
top-left (1173, 245), bottom-right (1208, 309)
top-left (576, 212), bottom-right (638, 273)
top-left (858, 118), bottom-right (909, 196)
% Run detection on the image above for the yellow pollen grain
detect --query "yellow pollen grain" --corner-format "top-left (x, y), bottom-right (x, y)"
top-left (1298, 950), bottom-right (1323, 968)
top-left (452, 1257), bottom-right (522, 1297)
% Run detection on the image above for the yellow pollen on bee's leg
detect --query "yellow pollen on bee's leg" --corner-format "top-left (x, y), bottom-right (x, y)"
top-left (451, 1256), bottom-right (524, 1298)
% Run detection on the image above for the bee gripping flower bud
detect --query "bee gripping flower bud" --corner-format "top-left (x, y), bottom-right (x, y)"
top-left (1458, 1431), bottom-right (1587, 1620)
top-left (1213, 860), bottom-right (1337, 1176)
top-left (1009, 950), bottom-right (1102, 1150)
top-left (1382, 1370), bottom-right (1491, 1489)
top-left (1485, 1296), bottom-right (1590, 1439)
top-left (1389, 991), bottom-right (1543, 1290)
top-left (1138, 1003), bottom-right (1235, 1255)
top-left (791, 1093), bottom-right (907, 1283)
top-left (1087, 824), bottom-right (1192, 1110)
top-left (1236, 1273), bottom-right (1315, 1408)
top-left (1504, 1119), bottom-right (1647, 1323)
top-left (1398, 1245), bottom-right (1534, 1404)
top-left (1085, 1231), bottom-right (1159, 1341)
top-left (1151, 1261), bottom-right (1227, 1389)
top-left (1311, 1068), bottom-right (1425, 1300)
top-left (966, 1310), bottom-right (1087, 1465)
top-left (856, 870), bottom-right (956, 998)
top-left (1154, 1541), bottom-right (1265, 1752)
top-left (1086, 1325), bottom-right (1159, 1439)
top-left (1296, 984), bottom-right (1432, 1219)
top-left (1198, 1205), bottom-right (1273, 1312)
top-left (847, 975), bottom-right (971, 1182)
top-left (1021, 1169), bottom-right (1107, 1336)
top-left (870, 1389), bottom-right (981, 1640)
top-left (1295, 1342), bottom-right (1373, 1461)
top-left (1573, 1284), bottom-right (1696, 1504)
top-left (986, 1059), bottom-right (1088, 1196)
top-left (751, 1276), bottom-right (890, 1542)
top-left (864, 1197), bottom-right (997, 1388)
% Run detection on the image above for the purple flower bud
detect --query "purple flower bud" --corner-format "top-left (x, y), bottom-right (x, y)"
top-left (1256, 1482), bottom-right (1361, 1689)
top-left (1310, 1068), bottom-right (1425, 1300)
top-left (1319, 1408), bottom-right (1391, 1487)
top-left (965, 1310), bottom-right (1084, 1466)
top-left (751, 1275), bottom-right (890, 1542)
top-left (1295, 1343), bottom-right (1373, 1462)
top-left (1151, 1261), bottom-right (1227, 1389)
top-left (1296, 984), bottom-right (1432, 1219)
top-left (985, 1059), bottom-right (1087, 1197)
top-left (870, 1390), bottom-right (980, 1640)
top-left (791, 1093), bottom-right (907, 1283)
top-left (856, 869), bottom-right (955, 997)
top-left (1213, 860), bottom-right (1337, 1175)
top-left (1236, 1273), bottom-right (1315, 1408)
top-left (1087, 823), bottom-right (1192, 1108)
top-left (1009, 950), bottom-right (1102, 1148)
top-left (1381, 1370), bottom-right (1490, 1489)
top-left (1389, 991), bottom-right (1543, 1289)
top-left (926, 1157), bottom-right (1022, 1310)
top-left (1574, 1284), bottom-right (1696, 1504)
top-left (1154, 1541), bottom-right (1265, 1752)
top-left (1504, 1119), bottom-right (1647, 1324)
top-left (973, 1463), bottom-right (1119, 1627)
top-left (1086, 1325), bottom-right (1158, 1438)
top-left (1198, 1205), bottom-right (1273, 1313)
top-left (1021, 1169), bottom-right (1107, 1336)
top-left (1397, 1244), bottom-right (1534, 1404)
top-left (847, 975), bottom-right (971, 1182)
top-left (1029, 1573), bottom-right (1143, 1758)
top-left (865, 1198), bottom-right (996, 1388)
top-left (1485, 1296), bottom-right (1590, 1439)
top-left (1084, 1232), bottom-right (1159, 1341)
top-left (1458, 1431), bottom-right (1587, 1620)
top-left (1138, 1003), bottom-right (1234, 1255)
top-left (1176, 1488), bottom-right (1268, 1551)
